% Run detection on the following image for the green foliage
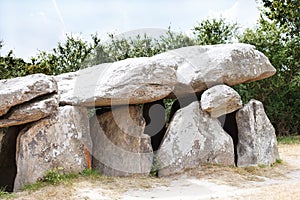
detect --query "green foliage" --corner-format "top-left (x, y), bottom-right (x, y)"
top-left (0, 187), bottom-right (15, 199)
top-left (0, 50), bottom-right (54, 79)
top-left (164, 99), bottom-right (176, 125)
top-left (38, 167), bottom-right (78, 185)
top-left (150, 154), bottom-right (161, 177)
top-left (0, 187), bottom-right (8, 196)
top-left (21, 167), bottom-right (83, 192)
top-left (237, 14), bottom-right (300, 136)
top-left (35, 34), bottom-right (100, 75)
top-left (258, 164), bottom-right (268, 168)
top-left (193, 18), bottom-right (238, 45)
top-left (261, 0), bottom-right (300, 36)
top-left (88, 27), bottom-right (195, 66)
top-left (100, 33), bottom-right (159, 62)
top-left (80, 168), bottom-right (101, 177)
top-left (156, 27), bottom-right (196, 51)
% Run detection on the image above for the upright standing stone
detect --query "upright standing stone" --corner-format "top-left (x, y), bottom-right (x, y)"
top-left (236, 99), bottom-right (280, 167)
top-left (157, 101), bottom-right (234, 177)
top-left (90, 105), bottom-right (153, 176)
top-left (14, 106), bottom-right (91, 191)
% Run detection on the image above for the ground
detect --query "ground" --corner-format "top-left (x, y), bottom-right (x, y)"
top-left (5, 144), bottom-right (300, 200)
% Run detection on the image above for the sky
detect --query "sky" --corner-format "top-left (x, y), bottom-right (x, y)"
top-left (0, 0), bottom-right (261, 61)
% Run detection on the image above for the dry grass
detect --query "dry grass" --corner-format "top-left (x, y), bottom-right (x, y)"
top-left (181, 161), bottom-right (287, 188)
top-left (10, 175), bottom-right (170, 200)
top-left (6, 144), bottom-right (300, 200)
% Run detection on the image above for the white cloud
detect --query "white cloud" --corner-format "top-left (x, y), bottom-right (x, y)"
top-left (208, 0), bottom-right (260, 28)
top-left (209, 1), bottom-right (239, 21)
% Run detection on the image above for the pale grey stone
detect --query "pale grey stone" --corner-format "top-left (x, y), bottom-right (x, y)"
top-left (54, 57), bottom-right (178, 106)
top-left (0, 74), bottom-right (57, 116)
top-left (0, 95), bottom-right (59, 128)
top-left (154, 43), bottom-right (276, 97)
top-left (157, 101), bottom-right (234, 177)
top-left (90, 105), bottom-right (153, 176)
top-left (55, 43), bottom-right (275, 104)
top-left (14, 106), bottom-right (91, 191)
top-left (201, 84), bottom-right (242, 118)
top-left (236, 99), bottom-right (280, 167)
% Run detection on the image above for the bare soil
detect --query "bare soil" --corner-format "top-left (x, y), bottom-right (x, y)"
top-left (8, 144), bottom-right (300, 200)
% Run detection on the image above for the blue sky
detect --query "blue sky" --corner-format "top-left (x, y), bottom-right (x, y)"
top-left (0, 0), bottom-right (261, 60)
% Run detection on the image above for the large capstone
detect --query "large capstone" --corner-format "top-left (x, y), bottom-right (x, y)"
top-left (54, 56), bottom-right (178, 106)
top-left (55, 43), bottom-right (276, 105)
top-left (154, 43), bottom-right (276, 97)
top-left (0, 74), bottom-right (57, 117)
top-left (0, 95), bottom-right (59, 128)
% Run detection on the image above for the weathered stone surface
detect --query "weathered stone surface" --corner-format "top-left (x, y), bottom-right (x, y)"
top-left (53, 72), bottom-right (77, 106)
top-left (236, 99), bottom-right (280, 167)
top-left (201, 84), bottom-right (242, 118)
top-left (54, 43), bottom-right (275, 104)
top-left (0, 74), bottom-right (57, 117)
top-left (54, 56), bottom-right (177, 106)
top-left (154, 43), bottom-right (276, 97)
top-left (14, 106), bottom-right (91, 191)
top-left (0, 95), bottom-right (59, 128)
top-left (0, 127), bottom-right (20, 192)
top-left (157, 101), bottom-right (234, 177)
top-left (90, 105), bottom-right (153, 176)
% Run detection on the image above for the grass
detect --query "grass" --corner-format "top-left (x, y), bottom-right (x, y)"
top-left (270, 159), bottom-right (283, 167)
top-left (277, 134), bottom-right (300, 145)
top-left (0, 187), bottom-right (15, 199)
top-left (21, 167), bottom-right (85, 192)
top-left (150, 154), bottom-right (161, 177)
top-left (80, 168), bottom-right (101, 178)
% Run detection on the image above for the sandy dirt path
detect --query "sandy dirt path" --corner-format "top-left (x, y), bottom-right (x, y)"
top-left (11, 144), bottom-right (300, 200)
top-left (122, 144), bottom-right (300, 200)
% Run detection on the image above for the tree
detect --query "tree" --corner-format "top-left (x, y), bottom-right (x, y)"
top-left (238, 17), bottom-right (300, 135)
top-left (261, 0), bottom-right (300, 36)
top-left (88, 27), bottom-right (195, 65)
top-left (0, 50), bottom-right (52, 79)
top-left (35, 34), bottom-right (100, 75)
top-left (193, 18), bottom-right (238, 45)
